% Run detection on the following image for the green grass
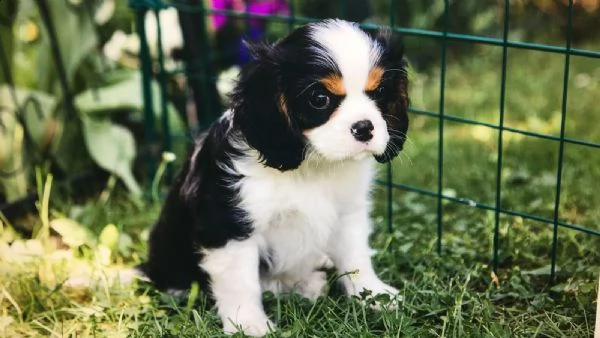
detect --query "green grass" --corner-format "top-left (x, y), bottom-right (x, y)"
top-left (1, 44), bottom-right (599, 337)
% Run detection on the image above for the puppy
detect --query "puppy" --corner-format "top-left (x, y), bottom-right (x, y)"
top-left (140, 18), bottom-right (410, 337)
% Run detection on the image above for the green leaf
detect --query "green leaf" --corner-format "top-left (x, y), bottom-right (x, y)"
top-left (36, 0), bottom-right (98, 93)
top-left (0, 88), bottom-right (29, 202)
top-left (74, 71), bottom-right (185, 134)
top-left (522, 265), bottom-right (559, 276)
top-left (99, 223), bottom-right (120, 249)
top-left (81, 116), bottom-right (141, 196)
top-left (74, 71), bottom-right (141, 115)
top-left (118, 232), bottom-right (133, 255)
top-left (49, 217), bottom-right (96, 248)
top-left (0, 85), bottom-right (60, 151)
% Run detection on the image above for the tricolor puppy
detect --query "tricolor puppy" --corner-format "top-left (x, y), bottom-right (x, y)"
top-left (141, 19), bottom-right (409, 336)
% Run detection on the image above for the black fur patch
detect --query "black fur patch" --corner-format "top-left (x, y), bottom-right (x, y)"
top-left (139, 117), bottom-right (251, 292)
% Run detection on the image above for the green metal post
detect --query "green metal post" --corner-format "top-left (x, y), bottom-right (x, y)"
top-left (134, 5), bottom-right (158, 184)
top-left (436, 0), bottom-right (449, 255)
top-left (493, 0), bottom-right (511, 274)
top-left (154, 9), bottom-right (174, 182)
top-left (551, 0), bottom-right (574, 282)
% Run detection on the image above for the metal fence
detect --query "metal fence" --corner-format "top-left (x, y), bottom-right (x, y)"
top-left (128, 0), bottom-right (600, 282)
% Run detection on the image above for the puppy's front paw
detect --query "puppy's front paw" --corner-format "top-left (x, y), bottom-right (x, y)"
top-left (222, 310), bottom-right (275, 337)
top-left (356, 282), bottom-right (401, 310)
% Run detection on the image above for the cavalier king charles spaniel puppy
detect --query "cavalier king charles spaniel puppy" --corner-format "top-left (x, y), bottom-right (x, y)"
top-left (140, 18), bottom-right (409, 336)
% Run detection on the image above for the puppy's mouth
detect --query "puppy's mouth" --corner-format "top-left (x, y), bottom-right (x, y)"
top-left (354, 142), bottom-right (383, 155)
top-left (360, 135), bottom-right (390, 156)
top-left (361, 144), bottom-right (388, 160)
top-left (318, 142), bottom-right (388, 162)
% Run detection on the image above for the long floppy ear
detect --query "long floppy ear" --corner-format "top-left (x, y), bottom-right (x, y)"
top-left (372, 30), bottom-right (410, 164)
top-left (374, 65), bottom-right (409, 163)
top-left (231, 40), bottom-right (306, 171)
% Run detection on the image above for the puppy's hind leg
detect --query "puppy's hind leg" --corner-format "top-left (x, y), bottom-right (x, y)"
top-left (200, 238), bottom-right (274, 337)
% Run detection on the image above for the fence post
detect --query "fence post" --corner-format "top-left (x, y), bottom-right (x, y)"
top-left (153, 9), bottom-right (174, 181)
top-left (550, 0), bottom-right (574, 283)
top-left (436, 0), bottom-right (450, 255)
top-left (175, 0), bottom-right (223, 133)
top-left (129, 0), bottom-right (158, 187)
top-left (493, 0), bottom-right (511, 275)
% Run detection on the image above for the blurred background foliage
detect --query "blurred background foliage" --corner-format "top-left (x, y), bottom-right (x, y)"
top-left (0, 0), bottom-right (184, 211)
top-left (0, 0), bottom-right (598, 217)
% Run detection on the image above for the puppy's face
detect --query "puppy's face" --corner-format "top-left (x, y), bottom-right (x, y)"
top-left (232, 19), bottom-right (409, 170)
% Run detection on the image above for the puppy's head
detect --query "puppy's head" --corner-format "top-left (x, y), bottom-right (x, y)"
top-left (231, 19), bottom-right (409, 171)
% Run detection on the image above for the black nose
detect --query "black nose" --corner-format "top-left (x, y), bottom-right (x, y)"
top-left (350, 120), bottom-right (374, 142)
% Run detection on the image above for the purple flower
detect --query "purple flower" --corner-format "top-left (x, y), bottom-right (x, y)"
top-left (211, 0), bottom-right (289, 30)
top-left (210, 0), bottom-right (290, 66)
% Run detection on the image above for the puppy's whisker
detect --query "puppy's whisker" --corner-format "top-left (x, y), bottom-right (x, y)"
top-left (387, 131), bottom-right (413, 147)
top-left (387, 127), bottom-right (409, 138)
top-left (400, 152), bottom-right (414, 167)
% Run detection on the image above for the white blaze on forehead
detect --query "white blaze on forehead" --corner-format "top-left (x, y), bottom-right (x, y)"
top-left (309, 19), bottom-right (382, 94)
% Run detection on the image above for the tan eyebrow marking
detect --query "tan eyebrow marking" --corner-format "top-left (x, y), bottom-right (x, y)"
top-left (365, 66), bottom-right (384, 91)
top-left (319, 74), bottom-right (346, 96)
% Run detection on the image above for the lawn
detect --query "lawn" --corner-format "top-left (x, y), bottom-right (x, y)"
top-left (1, 41), bottom-right (599, 337)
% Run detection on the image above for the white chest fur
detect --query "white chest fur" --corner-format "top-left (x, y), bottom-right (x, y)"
top-left (201, 151), bottom-right (399, 338)
top-left (230, 154), bottom-right (375, 277)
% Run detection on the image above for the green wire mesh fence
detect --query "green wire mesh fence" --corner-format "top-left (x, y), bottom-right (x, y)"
top-left (128, 0), bottom-right (600, 282)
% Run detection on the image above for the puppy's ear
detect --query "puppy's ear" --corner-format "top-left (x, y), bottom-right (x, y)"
top-left (374, 63), bottom-right (409, 163)
top-left (373, 31), bottom-right (410, 164)
top-left (231, 40), bottom-right (306, 171)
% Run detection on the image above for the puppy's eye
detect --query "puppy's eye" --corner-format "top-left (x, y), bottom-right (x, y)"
top-left (371, 85), bottom-right (386, 101)
top-left (309, 90), bottom-right (331, 110)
